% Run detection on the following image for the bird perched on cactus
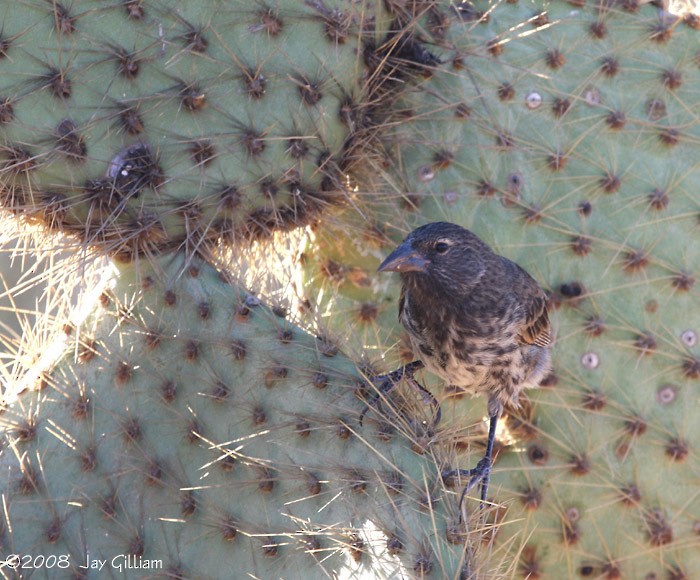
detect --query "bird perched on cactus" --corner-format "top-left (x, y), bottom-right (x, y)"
top-left (375, 221), bottom-right (552, 506)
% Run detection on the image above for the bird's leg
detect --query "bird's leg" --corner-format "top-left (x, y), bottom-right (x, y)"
top-left (359, 360), bottom-right (430, 426)
top-left (404, 374), bottom-right (442, 427)
top-left (443, 406), bottom-right (500, 514)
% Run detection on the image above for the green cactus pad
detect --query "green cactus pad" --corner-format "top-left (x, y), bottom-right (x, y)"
top-left (0, 0), bottom-right (373, 259)
top-left (303, 1), bottom-right (700, 577)
top-left (0, 252), bottom-right (492, 578)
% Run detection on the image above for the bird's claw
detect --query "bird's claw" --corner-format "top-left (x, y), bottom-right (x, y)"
top-left (443, 455), bottom-right (492, 517)
top-left (469, 456), bottom-right (492, 480)
top-left (442, 457), bottom-right (490, 489)
top-left (358, 373), bottom-right (397, 427)
top-left (358, 361), bottom-right (441, 428)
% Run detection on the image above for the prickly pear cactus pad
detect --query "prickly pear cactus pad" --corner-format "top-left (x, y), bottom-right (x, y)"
top-left (303, 0), bottom-right (700, 577)
top-left (2, 0), bottom-right (700, 578)
top-left (0, 253), bottom-right (487, 579)
top-left (0, 0), bottom-right (374, 258)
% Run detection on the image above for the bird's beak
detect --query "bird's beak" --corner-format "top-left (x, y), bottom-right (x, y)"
top-left (377, 242), bottom-right (429, 273)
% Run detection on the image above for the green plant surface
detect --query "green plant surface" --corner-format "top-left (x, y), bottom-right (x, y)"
top-left (302, 1), bottom-right (700, 577)
top-left (0, 252), bottom-right (490, 579)
top-left (0, 0), bottom-right (375, 258)
top-left (2, 0), bottom-right (699, 577)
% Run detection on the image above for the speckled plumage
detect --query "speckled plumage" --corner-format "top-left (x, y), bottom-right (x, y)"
top-left (391, 222), bottom-right (551, 416)
top-left (378, 221), bottom-right (552, 506)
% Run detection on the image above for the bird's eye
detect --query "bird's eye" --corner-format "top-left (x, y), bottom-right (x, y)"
top-left (434, 242), bottom-right (449, 253)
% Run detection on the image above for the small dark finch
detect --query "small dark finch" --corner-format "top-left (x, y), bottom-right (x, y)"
top-left (377, 221), bottom-right (552, 508)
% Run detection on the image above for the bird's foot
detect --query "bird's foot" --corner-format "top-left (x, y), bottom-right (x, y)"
top-left (443, 455), bottom-right (492, 515)
top-left (359, 361), bottom-right (441, 427)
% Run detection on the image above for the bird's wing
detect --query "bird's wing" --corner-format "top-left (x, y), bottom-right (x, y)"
top-left (518, 290), bottom-right (551, 347)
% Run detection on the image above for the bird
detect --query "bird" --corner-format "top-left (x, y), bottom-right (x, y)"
top-left (374, 221), bottom-right (552, 509)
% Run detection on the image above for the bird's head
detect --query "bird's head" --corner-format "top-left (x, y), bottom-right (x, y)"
top-left (377, 222), bottom-right (489, 293)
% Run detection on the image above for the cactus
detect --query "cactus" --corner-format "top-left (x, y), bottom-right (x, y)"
top-left (0, 2), bottom-right (490, 577)
top-left (0, 252), bottom-right (487, 578)
top-left (0, 0), bottom-right (375, 258)
top-left (303, 1), bottom-right (700, 577)
top-left (2, 0), bottom-right (700, 578)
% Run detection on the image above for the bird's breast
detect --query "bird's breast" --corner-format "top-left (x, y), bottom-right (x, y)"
top-left (400, 293), bottom-right (492, 388)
